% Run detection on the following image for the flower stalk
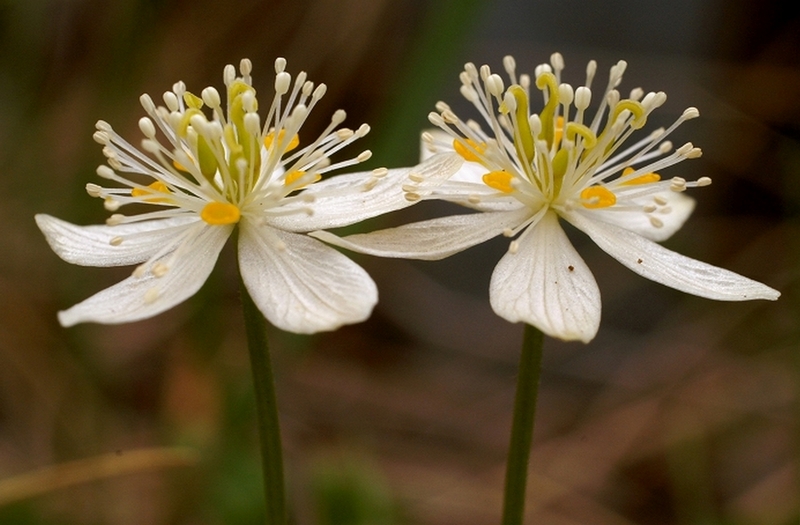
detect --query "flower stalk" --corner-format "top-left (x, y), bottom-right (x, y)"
top-left (502, 324), bottom-right (544, 525)
top-left (240, 273), bottom-right (287, 525)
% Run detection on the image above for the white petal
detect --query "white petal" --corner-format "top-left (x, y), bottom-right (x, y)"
top-left (57, 223), bottom-right (231, 326)
top-left (565, 211), bottom-right (780, 301)
top-left (35, 214), bottom-right (200, 267)
top-left (269, 153), bottom-right (463, 232)
top-left (490, 211), bottom-right (601, 342)
top-left (238, 221), bottom-right (377, 334)
top-left (310, 208), bottom-right (531, 261)
top-left (590, 191), bottom-right (695, 241)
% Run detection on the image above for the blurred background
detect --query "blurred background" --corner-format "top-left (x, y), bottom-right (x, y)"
top-left (0, 0), bottom-right (798, 524)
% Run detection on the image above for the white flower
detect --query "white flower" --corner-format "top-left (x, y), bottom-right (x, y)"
top-left (36, 58), bottom-right (459, 333)
top-left (312, 53), bottom-right (780, 342)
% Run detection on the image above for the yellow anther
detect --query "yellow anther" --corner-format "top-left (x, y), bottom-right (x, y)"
top-left (580, 186), bottom-right (617, 209)
top-left (621, 166), bottom-right (661, 185)
top-left (453, 138), bottom-right (485, 162)
top-left (509, 85), bottom-right (535, 163)
top-left (284, 170), bottom-right (321, 188)
top-left (264, 130), bottom-right (300, 152)
top-left (132, 181), bottom-right (171, 203)
top-left (200, 201), bottom-right (240, 225)
top-left (482, 170), bottom-right (515, 193)
top-left (535, 72), bottom-right (559, 147)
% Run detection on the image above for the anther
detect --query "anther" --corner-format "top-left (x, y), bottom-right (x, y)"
top-left (508, 240), bottom-right (520, 254)
top-left (696, 176), bottom-right (712, 186)
top-left (503, 227), bottom-right (514, 237)
top-left (643, 204), bottom-right (657, 213)
top-left (141, 139), bottom-right (161, 154)
top-left (654, 196), bottom-right (668, 206)
top-left (162, 91), bottom-right (179, 112)
top-left (408, 173), bottom-right (424, 183)
top-left (683, 107), bottom-right (700, 119)
top-left (239, 58), bottom-right (253, 77)
top-left (86, 183), bottom-right (102, 197)
top-left (486, 74), bottom-right (505, 97)
top-left (401, 184), bottom-right (417, 193)
top-left (109, 236), bottom-right (123, 246)
top-left (92, 131), bottom-right (110, 145)
top-left (139, 94), bottom-right (156, 114)
top-left (274, 57), bottom-right (287, 74)
top-left (404, 192), bottom-right (421, 202)
top-left (132, 265), bottom-right (146, 278)
top-left (275, 71), bottom-right (291, 95)
top-left (104, 198), bottom-right (120, 211)
top-left (357, 150), bottom-right (372, 162)
top-left (96, 165), bottom-right (116, 179)
top-left (468, 194), bottom-right (481, 204)
top-left (313, 83), bottom-right (327, 100)
top-left (139, 117), bottom-right (156, 139)
top-left (372, 167), bottom-right (389, 178)
top-left (649, 216), bottom-right (664, 228)
top-left (574, 86), bottom-right (592, 110)
top-left (551, 52), bottom-right (565, 72)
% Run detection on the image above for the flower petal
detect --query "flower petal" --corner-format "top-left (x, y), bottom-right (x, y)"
top-left (57, 223), bottom-right (231, 326)
top-left (238, 221), bottom-right (377, 334)
top-left (590, 191), bottom-right (695, 241)
top-left (35, 214), bottom-right (200, 267)
top-left (269, 153), bottom-right (463, 232)
top-left (310, 208), bottom-right (531, 261)
top-left (490, 211), bottom-right (601, 342)
top-left (565, 210), bottom-right (780, 301)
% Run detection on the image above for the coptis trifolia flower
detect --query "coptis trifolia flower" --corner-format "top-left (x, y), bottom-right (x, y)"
top-left (36, 58), bottom-right (460, 333)
top-left (312, 53), bottom-right (780, 342)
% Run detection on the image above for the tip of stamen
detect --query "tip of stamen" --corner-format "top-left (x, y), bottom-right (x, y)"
top-left (696, 176), bottom-right (712, 186)
top-left (144, 288), bottom-right (159, 304)
top-left (404, 192), bottom-right (421, 202)
top-left (96, 165), bottom-right (115, 179)
top-left (86, 183), bottom-right (102, 197)
top-left (502, 227), bottom-right (513, 237)
top-left (104, 198), bottom-right (120, 211)
top-left (106, 214), bottom-right (125, 225)
top-left (357, 150), bottom-right (372, 162)
top-left (275, 71), bottom-right (291, 95)
top-left (508, 240), bottom-right (520, 254)
top-left (683, 107), bottom-right (700, 119)
top-left (138, 94), bottom-right (156, 113)
top-left (550, 52), bottom-right (565, 71)
top-left (109, 236), bottom-right (123, 246)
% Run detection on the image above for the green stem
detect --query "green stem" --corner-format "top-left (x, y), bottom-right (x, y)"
top-left (501, 324), bottom-right (545, 525)
top-left (239, 276), bottom-right (287, 525)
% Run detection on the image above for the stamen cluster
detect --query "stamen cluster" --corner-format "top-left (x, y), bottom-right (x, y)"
top-left (417, 53), bottom-right (711, 228)
top-left (89, 58), bottom-right (372, 228)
